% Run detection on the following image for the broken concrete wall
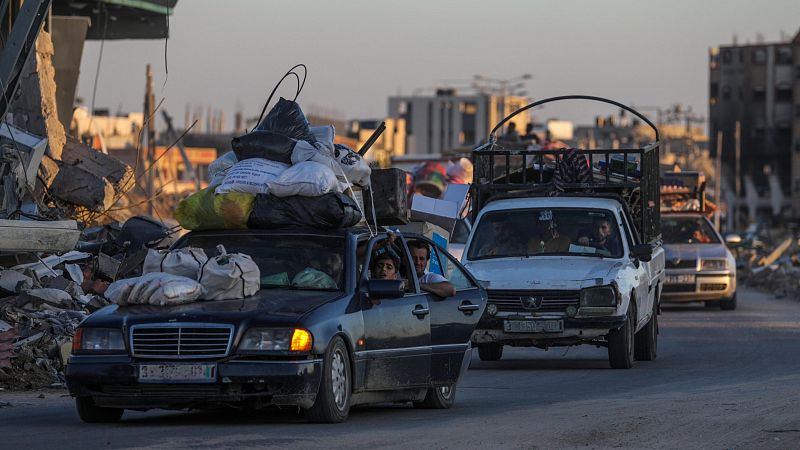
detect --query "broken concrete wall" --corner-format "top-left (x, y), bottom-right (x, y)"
top-left (8, 30), bottom-right (66, 160)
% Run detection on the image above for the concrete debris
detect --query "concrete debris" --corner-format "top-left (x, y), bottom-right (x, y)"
top-left (736, 228), bottom-right (800, 301)
top-left (0, 215), bottom-right (175, 390)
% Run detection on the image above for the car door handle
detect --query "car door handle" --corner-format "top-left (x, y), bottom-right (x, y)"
top-left (458, 302), bottom-right (480, 312)
top-left (412, 305), bottom-right (430, 317)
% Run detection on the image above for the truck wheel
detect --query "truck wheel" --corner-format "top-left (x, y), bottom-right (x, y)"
top-left (720, 293), bottom-right (737, 311)
top-left (75, 397), bottom-right (124, 423)
top-left (305, 337), bottom-right (351, 423)
top-left (608, 308), bottom-right (634, 369)
top-left (414, 384), bottom-right (457, 409)
top-left (634, 301), bottom-right (658, 361)
top-left (477, 343), bottom-right (503, 361)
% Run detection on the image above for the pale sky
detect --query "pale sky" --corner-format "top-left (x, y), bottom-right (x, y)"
top-left (75, 0), bottom-right (800, 131)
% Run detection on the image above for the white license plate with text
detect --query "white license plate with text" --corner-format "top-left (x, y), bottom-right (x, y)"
top-left (666, 274), bottom-right (695, 284)
top-left (504, 319), bottom-right (564, 333)
top-left (138, 363), bottom-right (217, 383)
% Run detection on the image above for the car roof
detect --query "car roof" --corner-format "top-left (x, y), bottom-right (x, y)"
top-left (480, 196), bottom-right (622, 215)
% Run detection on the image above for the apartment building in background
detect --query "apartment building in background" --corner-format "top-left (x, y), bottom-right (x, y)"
top-left (386, 90), bottom-right (530, 156)
top-left (709, 28), bottom-right (800, 218)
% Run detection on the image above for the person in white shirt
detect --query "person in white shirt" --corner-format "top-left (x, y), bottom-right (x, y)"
top-left (408, 241), bottom-right (456, 298)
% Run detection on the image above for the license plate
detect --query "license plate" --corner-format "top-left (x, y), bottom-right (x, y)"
top-left (666, 274), bottom-right (695, 284)
top-left (504, 319), bottom-right (564, 333)
top-left (138, 363), bottom-right (217, 383)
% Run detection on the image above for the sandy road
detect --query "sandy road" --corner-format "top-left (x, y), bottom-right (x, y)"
top-left (1, 287), bottom-right (799, 449)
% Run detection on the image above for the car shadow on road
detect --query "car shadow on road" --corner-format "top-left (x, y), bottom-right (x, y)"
top-left (469, 357), bottom-right (612, 371)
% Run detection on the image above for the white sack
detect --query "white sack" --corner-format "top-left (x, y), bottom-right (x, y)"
top-left (105, 273), bottom-right (205, 306)
top-left (310, 125), bottom-right (335, 155)
top-left (267, 161), bottom-right (344, 197)
top-left (199, 245), bottom-right (260, 300)
top-left (208, 151), bottom-right (238, 187)
top-left (333, 143), bottom-right (371, 187)
top-left (142, 247), bottom-right (208, 280)
top-left (215, 158), bottom-right (289, 195)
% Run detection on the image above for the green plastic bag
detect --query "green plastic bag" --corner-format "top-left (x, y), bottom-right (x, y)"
top-left (174, 187), bottom-right (255, 230)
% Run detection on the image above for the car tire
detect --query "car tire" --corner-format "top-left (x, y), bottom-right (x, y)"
top-left (720, 293), bottom-right (737, 311)
top-left (75, 397), bottom-right (124, 423)
top-left (305, 337), bottom-right (351, 423)
top-left (477, 343), bottom-right (503, 361)
top-left (705, 300), bottom-right (720, 308)
top-left (414, 384), bottom-right (457, 409)
top-left (608, 307), bottom-right (634, 369)
top-left (634, 300), bottom-right (658, 361)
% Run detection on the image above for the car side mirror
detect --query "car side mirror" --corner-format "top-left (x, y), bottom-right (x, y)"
top-left (366, 279), bottom-right (405, 300)
top-left (725, 233), bottom-right (742, 246)
top-left (631, 244), bottom-right (653, 262)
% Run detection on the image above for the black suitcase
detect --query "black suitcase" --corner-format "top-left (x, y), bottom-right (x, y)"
top-left (364, 168), bottom-right (409, 225)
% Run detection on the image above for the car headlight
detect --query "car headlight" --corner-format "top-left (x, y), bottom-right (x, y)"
top-left (239, 328), bottom-right (313, 352)
top-left (701, 259), bottom-right (728, 270)
top-left (580, 286), bottom-right (618, 307)
top-left (72, 328), bottom-right (126, 353)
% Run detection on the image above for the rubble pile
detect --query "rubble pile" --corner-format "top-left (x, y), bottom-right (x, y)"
top-left (734, 227), bottom-right (800, 300)
top-left (0, 216), bottom-right (176, 390)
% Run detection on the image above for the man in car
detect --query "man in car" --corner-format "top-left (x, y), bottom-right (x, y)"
top-left (576, 217), bottom-right (622, 255)
top-left (478, 220), bottom-right (524, 257)
top-left (408, 241), bottom-right (456, 298)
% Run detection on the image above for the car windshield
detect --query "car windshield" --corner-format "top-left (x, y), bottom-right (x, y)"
top-left (467, 208), bottom-right (624, 260)
top-left (662, 217), bottom-right (720, 244)
top-left (182, 234), bottom-right (346, 291)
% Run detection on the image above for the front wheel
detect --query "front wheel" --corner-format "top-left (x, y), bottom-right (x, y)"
top-left (477, 343), bottom-right (503, 361)
top-left (608, 308), bottom-right (634, 369)
top-left (304, 337), bottom-right (351, 423)
top-left (75, 397), bottom-right (124, 423)
top-left (720, 293), bottom-right (737, 311)
top-left (414, 384), bottom-right (456, 409)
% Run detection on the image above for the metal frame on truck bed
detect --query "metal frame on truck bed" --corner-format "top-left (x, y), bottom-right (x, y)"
top-left (470, 95), bottom-right (662, 244)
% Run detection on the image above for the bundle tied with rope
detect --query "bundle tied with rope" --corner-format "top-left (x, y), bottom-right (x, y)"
top-left (177, 64), bottom-right (380, 234)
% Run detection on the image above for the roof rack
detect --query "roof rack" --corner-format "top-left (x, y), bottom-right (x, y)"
top-left (470, 95), bottom-right (661, 244)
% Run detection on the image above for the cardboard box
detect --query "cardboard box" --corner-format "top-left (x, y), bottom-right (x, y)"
top-left (410, 194), bottom-right (459, 233)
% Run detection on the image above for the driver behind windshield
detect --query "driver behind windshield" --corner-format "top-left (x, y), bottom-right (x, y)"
top-left (576, 217), bottom-right (622, 256)
top-left (527, 215), bottom-right (571, 254)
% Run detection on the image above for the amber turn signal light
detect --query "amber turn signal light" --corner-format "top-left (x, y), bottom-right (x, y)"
top-left (290, 328), bottom-right (313, 352)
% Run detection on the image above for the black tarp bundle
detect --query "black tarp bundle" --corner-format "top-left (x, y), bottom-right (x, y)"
top-left (248, 193), bottom-right (362, 229)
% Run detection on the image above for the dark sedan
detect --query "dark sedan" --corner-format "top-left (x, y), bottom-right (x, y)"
top-left (66, 228), bottom-right (487, 423)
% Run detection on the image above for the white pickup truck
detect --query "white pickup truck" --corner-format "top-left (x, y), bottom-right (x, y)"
top-left (463, 95), bottom-right (666, 369)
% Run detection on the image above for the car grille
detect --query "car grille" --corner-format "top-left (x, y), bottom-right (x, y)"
top-left (487, 289), bottom-right (580, 313)
top-left (663, 284), bottom-right (695, 293)
top-left (130, 324), bottom-right (234, 359)
top-left (666, 259), bottom-right (697, 269)
top-left (700, 283), bottom-right (727, 292)
top-left (100, 384), bottom-right (222, 397)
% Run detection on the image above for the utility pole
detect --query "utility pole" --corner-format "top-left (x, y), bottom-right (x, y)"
top-left (144, 64), bottom-right (156, 217)
top-left (714, 131), bottom-right (723, 230)
top-left (734, 121), bottom-right (741, 231)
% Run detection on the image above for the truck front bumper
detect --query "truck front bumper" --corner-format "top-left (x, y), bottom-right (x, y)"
top-left (66, 355), bottom-right (323, 409)
top-left (471, 315), bottom-right (626, 346)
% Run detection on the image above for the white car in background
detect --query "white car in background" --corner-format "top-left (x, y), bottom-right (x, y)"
top-left (448, 218), bottom-right (471, 260)
top-left (660, 213), bottom-right (738, 310)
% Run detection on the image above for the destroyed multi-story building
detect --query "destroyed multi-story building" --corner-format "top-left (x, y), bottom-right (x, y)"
top-left (708, 28), bottom-right (800, 220)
